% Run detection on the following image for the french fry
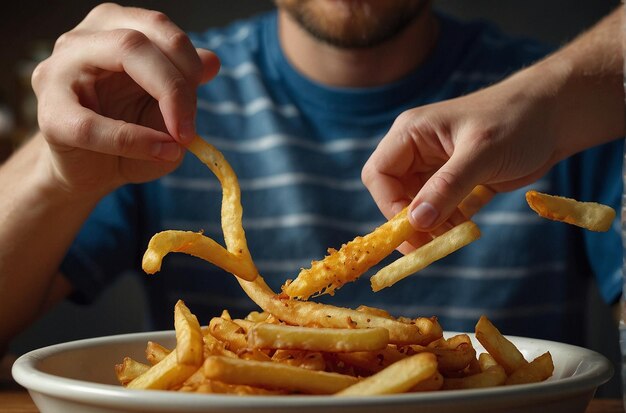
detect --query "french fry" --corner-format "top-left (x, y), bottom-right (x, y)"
top-left (475, 316), bottom-right (527, 375)
top-left (142, 230), bottom-right (258, 281)
top-left (143, 135), bottom-right (259, 281)
top-left (126, 349), bottom-right (199, 390)
top-left (421, 334), bottom-right (477, 373)
top-left (115, 357), bottom-right (150, 386)
top-left (441, 365), bottom-right (507, 390)
top-left (203, 356), bottom-right (359, 394)
top-left (208, 317), bottom-right (248, 353)
top-left (238, 276), bottom-right (443, 345)
top-left (145, 341), bottom-right (171, 365)
top-left (174, 300), bottom-right (204, 366)
top-left (505, 352), bottom-right (554, 385)
top-left (283, 186), bottom-right (493, 300)
top-left (192, 379), bottom-right (288, 395)
top-left (336, 352), bottom-right (438, 396)
top-left (247, 323), bottom-right (389, 352)
top-left (271, 349), bottom-right (327, 371)
top-left (525, 190), bottom-right (615, 232)
top-left (283, 207), bottom-right (415, 300)
top-left (337, 345), bottom-right (408, 375)
top-left (478, 352), bottom-right (499, 372)
top-left (370, 221), bottom-right (481, 292)
top-left (410, 371), bottom-right (444, 392)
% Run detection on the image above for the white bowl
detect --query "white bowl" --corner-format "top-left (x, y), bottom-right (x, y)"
top-left (12, 330), bottom-right (613, 413)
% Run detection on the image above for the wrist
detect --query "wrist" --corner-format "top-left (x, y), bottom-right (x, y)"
top-left (15, 135), bottom-right (106, 210)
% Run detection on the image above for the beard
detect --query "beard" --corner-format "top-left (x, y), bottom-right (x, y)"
top-left (275, 0), bottom-right (429, 49)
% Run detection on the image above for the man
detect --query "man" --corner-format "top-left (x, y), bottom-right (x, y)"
top-left (0, 0), bottom-right (621, 351)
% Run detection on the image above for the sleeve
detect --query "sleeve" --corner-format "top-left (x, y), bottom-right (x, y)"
top-left (59, 184), bottom-right (141, 304)
top-left (575, 138), bottom-right (623, 304)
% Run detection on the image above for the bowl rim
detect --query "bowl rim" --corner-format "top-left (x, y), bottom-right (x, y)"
top-left (12, 330), bottom-right (614, 410)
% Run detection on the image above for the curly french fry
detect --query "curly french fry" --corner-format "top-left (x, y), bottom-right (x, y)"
top-left (142, 230), bottom-right (257, 281)
top-left (142, 136), bottom-right (258, 281)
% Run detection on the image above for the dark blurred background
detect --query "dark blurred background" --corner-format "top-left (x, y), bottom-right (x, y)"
top-left (1, 0), bottom-right (622, 397)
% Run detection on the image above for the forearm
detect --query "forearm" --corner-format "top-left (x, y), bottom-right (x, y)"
top-left (526, 6), bottom-right (624, 158)
top-left (0, 135), bottom-right (101, 345)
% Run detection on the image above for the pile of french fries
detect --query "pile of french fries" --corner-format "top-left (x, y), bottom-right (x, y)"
top-left (116, 301), bottom-right (554, 395)
top-left (117, 136), bottom-right (615, 396)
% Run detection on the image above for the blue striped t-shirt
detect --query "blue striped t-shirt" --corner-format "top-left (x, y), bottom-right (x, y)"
top-left (61, 10), bottom-right (623, 345)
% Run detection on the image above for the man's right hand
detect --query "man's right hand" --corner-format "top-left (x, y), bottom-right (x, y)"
top-left (31, 3), bottom-right (220, 199)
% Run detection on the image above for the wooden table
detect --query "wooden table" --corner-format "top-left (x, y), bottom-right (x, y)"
top-left (0, 386), bottom-right (623, 413)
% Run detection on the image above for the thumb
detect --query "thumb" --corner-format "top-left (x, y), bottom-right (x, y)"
top-left (408, 150), bottom-right (486, 231)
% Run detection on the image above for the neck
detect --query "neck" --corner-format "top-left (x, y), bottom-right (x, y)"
top-left (277, 8), bottom-right (438, 88)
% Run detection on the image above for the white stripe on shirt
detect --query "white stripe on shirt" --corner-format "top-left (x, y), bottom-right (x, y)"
top-left (164, 213), bottom-right (380, 234)
top-left (195, 26), bottom-right (252, 50)
top-left (218, 61), bottom-right (259, 78)
top-left (197, 97), bottom-right (299, 117)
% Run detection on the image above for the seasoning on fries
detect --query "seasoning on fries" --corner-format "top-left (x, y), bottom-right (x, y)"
top-left (117, 136), bottom-right (554, 395)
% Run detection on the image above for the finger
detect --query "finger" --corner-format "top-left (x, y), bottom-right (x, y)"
top-left (42, 99), bottom-right (182, 162)
top-left (77, 4), bottom-right (206, 84)
top-left (67, 29), bottom-right (197, 144)
top-left (408, 148), bottom-right (488, 231)
top-left (362, 134), bottom-right (418, 220)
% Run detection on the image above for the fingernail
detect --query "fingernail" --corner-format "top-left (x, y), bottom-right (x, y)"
top-left (410, 202), bottom-right (439, 229)
top-left (179, 118), bottom-right (195, 143)
top-left (152, 141), bottom-right (181, 161)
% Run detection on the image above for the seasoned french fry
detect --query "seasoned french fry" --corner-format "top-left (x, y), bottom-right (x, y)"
top-left (525, 190), bottom-right (615, 232)
top-left (475, 316), bottom-right (527, 375)
top-left (174, 300), bottom-right (204, 366)
top-left (283, 186), bottom-right (493, 300)
top-left (505, 352), bottom-right (554, 385)
top-left (203, 356), bottom-right (359, 394)
top-left (247, 323), bottom-right (389, 352)
top-left (238, 276), bottom-right (443, 345)
top-left (283, 207), bottom-right (415, 300)
top-left (370, 221), bottom-right (481, 292)
top-left (336, 352), bottom-right (438, 396)
top-left (115, 357), bottom-right (150, 386)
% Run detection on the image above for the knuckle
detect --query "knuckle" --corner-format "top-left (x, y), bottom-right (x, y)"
top-left (115, 29), bottom-right (150, 55)
top-left (30, 60), bottom-right (49, 93)
top-left (110, 122), bottom-right (134, 154)
top-left (428, 171), bottom-right (460, 198)
top-left (145, 10), bottom-right (171, 26)
top-left (360, 162), bottom-right (375, 187)
top-left (68, 116), bottom-right (96, 147)
top-left (53, 31), bottom-right (74, 51)
top-left (165, 75), bottom-right (191, 100)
